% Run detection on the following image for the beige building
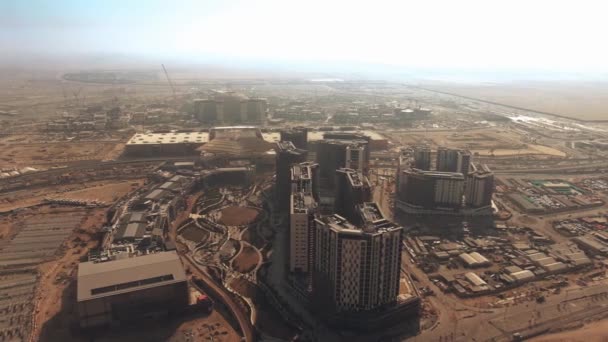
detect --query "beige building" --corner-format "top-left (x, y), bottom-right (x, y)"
top-left (77, 252), bottom-right (188, 328)
top-left (289, 192), bottom-right (317, 273)
top-left (313, 211), bottom-right (402, 313)
top-left (194, 91), bottom-right (266, 124)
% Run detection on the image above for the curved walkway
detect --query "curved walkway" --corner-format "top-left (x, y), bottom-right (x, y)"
top-left (182, 253), bottom-right (256, 342)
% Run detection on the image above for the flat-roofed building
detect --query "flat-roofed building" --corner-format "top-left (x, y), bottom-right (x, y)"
top-left (572, 236), bottom-right (608, 256)
top-left (77, 252), bottom-right (188, 328)
top-left (124, 132), bottom-right (208, 157)
top-left (114, 222), bottom-right (146, 242)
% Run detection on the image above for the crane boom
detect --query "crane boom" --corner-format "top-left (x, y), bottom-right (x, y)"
top-left (161, 64), bottom-right (177, 100)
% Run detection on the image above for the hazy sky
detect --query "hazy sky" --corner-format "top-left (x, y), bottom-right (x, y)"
top-left (2, 0), bottom-right (608, 72)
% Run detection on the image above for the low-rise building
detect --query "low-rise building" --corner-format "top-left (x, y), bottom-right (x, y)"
top-left (77, 252), bottom-right (188, 328)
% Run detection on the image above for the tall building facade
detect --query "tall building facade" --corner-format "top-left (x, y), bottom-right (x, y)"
top-left (276, 141), bottom-right (307, 210)
top-left (465, 165), bottom-right (494, 208)
top-left (194, 91), bottom-right (266, 124)
top-left (316, 139), bottom-right (369, 189)
top-left (290, 192), bottom-right (317, 273)
top-left (240, 98), bottom-right (267, 123)
top-left (291, 162), bottom-right (320, 201)
top-left (456, 150), bottom-right (472, 174)
top-left (436, 147), bottom-right (471, 174)
top-left (399, 169), bottom-right (465, 210)
top-left (396, 146), bottom-right (492, 215)
top-left (334, 168), bottom-right (372, 224)
top-left (436, 147), bottom-right (458, 172)
top-left (281, 127), bottom-right (308, 150)
top-left (194, 99), bottom-right (224, 124)
top-left (413, 145), bottom-right (431, 171)
top-left (323, 132), bottom-right (371, 172)
top-left (313, 213), bottom-right (403, 313)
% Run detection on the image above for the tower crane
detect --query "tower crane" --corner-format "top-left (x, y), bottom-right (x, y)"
top-left (161, 64), bottom-right (177, 101)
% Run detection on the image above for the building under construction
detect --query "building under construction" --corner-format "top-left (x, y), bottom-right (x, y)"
top-left (194, 91), bottom-right (267, 125)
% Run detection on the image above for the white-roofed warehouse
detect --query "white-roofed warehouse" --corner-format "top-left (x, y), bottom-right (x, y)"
top-left (459, 252), bottom-right (491, 268)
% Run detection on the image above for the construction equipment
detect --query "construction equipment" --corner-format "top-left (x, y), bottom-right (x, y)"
top-left (161, 64), bottom-right (177, 100)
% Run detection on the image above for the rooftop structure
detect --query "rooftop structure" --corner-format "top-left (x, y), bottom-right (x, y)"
top-left (291, 162), bottom-right (320, 201)
top-left (127, 132), bottom-right (208, 145)
top-left (77, 251), bottom-right (186, 302)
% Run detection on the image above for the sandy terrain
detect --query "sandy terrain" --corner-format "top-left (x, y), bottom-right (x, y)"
top-left (218, 206), bottom-right (259, 226)
top-left (531, 318), bottom-right (608, 342)
top-left (0, 179), bottom-right (143, 212)
top-left (232, 245), bottom-right (260, 274)
top-left (389, 128), bottom-right (566, 157)
top-left (32, 208), bottom-right (106, 342)
top-left (421, 81), bottom-right (608, 122)
top-left (0, 141), bottom-right (123, 168)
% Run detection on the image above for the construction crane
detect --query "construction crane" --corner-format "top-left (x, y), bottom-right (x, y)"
top-left (72, 87), bottom-right (83, 107)
top-left (161, 64), bottom-right (177, 101)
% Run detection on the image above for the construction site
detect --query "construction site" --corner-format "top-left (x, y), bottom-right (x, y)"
top-left (3, 63), bottom-right (608, 342)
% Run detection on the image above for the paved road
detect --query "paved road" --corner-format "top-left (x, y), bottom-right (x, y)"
top-left (182, 253), bottom-right (256, 342)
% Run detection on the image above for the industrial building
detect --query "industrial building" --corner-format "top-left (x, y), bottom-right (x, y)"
top-left (124, 132), bottom-right (208, 157)
top-left (77, 252), bottom-right (189, 328)
top-left (459, 252), bottom-right (491, 268)
top-left (572, 235), bottom-right (608, 256)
